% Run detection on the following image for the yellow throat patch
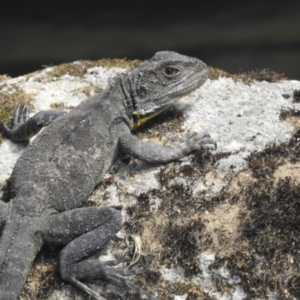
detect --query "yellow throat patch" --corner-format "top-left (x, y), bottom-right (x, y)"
top-left (132, 106), bottom-right (170, 129)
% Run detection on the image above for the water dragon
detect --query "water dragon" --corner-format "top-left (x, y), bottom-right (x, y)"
top-left (0, 51), bottom-right (216, 299)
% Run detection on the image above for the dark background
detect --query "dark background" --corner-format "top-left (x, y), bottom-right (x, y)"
top-left (1, 1), bottom-right (299, 79)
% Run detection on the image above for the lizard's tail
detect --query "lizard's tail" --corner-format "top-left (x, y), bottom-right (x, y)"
top-left (0, 215), bottom-right (43, 300)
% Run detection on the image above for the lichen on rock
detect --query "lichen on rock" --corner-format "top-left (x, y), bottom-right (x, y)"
top-left (1, 58), bottom-right (300, 299)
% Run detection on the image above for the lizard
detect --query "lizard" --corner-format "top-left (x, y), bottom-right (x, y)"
top-left (0, 51), bottom-right (216, 300)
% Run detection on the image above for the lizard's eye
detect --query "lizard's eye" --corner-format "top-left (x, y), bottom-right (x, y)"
top-left (163, 67), bottom-right (179, 77)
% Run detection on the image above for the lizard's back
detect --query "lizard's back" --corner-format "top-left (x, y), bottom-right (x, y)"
top-left (10, 93), bottom-right (124, 216)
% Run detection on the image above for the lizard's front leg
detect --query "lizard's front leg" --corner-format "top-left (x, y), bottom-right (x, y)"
top-left (119, 131), bottom-right (217, 164)
top-left (42, 207), bottom-right (157, 300)
top-left (1, 104), bottom-right (67, 142)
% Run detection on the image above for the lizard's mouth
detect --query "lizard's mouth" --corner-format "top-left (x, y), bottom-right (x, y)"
top-left (169, 68), bottom-right (208, 98)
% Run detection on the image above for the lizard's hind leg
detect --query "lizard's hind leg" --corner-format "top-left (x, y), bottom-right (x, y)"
top-left (42, 206), bottom-right (157, 300)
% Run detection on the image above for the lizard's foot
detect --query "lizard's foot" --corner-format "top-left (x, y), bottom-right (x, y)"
top-left (12, 103), bottom-right (29, 130)
top-left (1, 103), bottom-right (67, 142)
top-left (60, 258), bottom-right (158, 300)
top-left (180, 131), bottom-right (217, 152)
top-left (52, 207), bottom-right (158, 300)
top-left (1, 104), bottom-right (29, 139)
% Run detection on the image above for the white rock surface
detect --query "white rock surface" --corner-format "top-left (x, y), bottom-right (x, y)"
top-left (1, 61), bottom-right (300, 300)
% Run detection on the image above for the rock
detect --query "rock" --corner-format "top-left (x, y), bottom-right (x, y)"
top-left (1, 59), bottom-right (300, 299)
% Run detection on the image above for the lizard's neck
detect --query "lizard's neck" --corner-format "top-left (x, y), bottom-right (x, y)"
top-left (102, 75), bottom-right (135, 130)
top-left (114, 74), bottom-right (136, 120)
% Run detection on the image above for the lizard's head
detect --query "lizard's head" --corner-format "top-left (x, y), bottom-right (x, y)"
top-left (127, 51), bottom-right (208, 129)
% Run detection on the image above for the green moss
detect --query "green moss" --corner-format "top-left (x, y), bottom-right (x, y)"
top-left (161, 219), bottom-right (204, 276)
top-left (208, 67), bottom-right (233, 81)
top-left (155, 279), bottom-right (210, 299)
top-left (0, 85), bottom-right (32, 123)
top-left (245, 68), bottom-right (287, 82)
top-left (0, 75), bottom-right (10, 82)
top-left (166, 280), bottom-right (200, 295)
top-left (46, 62), bottom-right (89, 78)
top-left (46, 58), bottom-right (141, 78)
top-left (280, 107), bottom-right (300, 120)
top-left (20, 246), bottom-right (63, 299)
top-left (135, 106), bottom-right (186, 141)
top-left (209, 66), bottom-right (287, 84)
top-left (125, 127), bottom-right (300, 298)
top-left (208, 129), bottom-right (300, 298)
top-left (50, 102), bottom-right (75, 110)
top-left (214, 176), bottom-right (300, 298)
top-left (0, 84), bottom-right (33, 144)
top-left (247, 129), bottom-right (300, 178)
top-left (79, 85), bottom-right (103, 97)
top-left (96, 58), bottom-right (141, 69)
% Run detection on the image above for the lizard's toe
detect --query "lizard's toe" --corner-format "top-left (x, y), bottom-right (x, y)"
top-left (183, 131), bottom-right (217, 151)
top-left (105, 268), bottom-right (159, 300)
top-left (195, 137), bottom-right (217, 150)
top-left (12, 103), bottom-right (29, 130)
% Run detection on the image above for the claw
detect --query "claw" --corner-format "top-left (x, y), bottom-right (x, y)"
top-left (71, 277), bottom-right (106, 300)
top-left (106, 271), bottom-right (158, 300)
top-left (3, 104), bottom-right (31, 141)
top-left (21, 104), bottom-right (28, 124)
top-left (12, 104), bottom-right (21, 128)
top-left (102, 256), bottom-right (131, 267)
top-left (11, 103), bottom-right (29, 130)
top-left (197, 137), bottom-right (217, 150)
top-left (182, 131), bottom-right (217, 152)
top-left (129, 235), bottom-right (146, 267)
top-left (201, 137), bottom-right (218, 150)
top-left (69, 265), bottom-right (158, 300)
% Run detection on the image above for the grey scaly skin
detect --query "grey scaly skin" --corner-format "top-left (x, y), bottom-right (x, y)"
top-left (0, 51), bottom-right (216, 300)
